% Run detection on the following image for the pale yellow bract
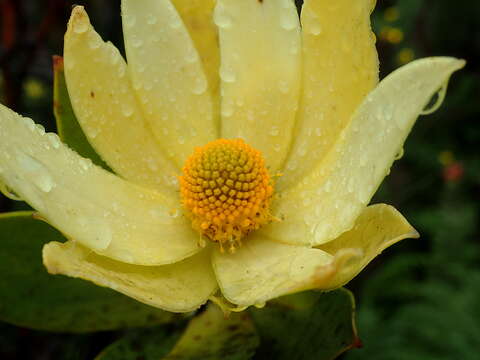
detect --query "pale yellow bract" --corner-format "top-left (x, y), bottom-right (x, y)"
top-left (0, 0), bottom-right (464, 312)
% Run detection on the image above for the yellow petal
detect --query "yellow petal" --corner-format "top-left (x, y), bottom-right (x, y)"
top-left (212, 234), bottom-right (333, 307)
top-left (121, 0), bottom-right (216, 166)
top-left (213, 204), bottom-right (417, 306)
top-left (316, 204), bottom-right (419, 289)
top-left (64, 6), bottom-right (178, 193)
top-left (263, 57), bottom-right (465, 246)
top-left (278, 0), bottom-right (379, 190)
top-left (0, 104), bottom-right (201, 265)
top-left (216, 0), bottom-right (301, 173)
top-left (43, 242), bottom-right (217, 313)
top-left (171, 0), bottom-right (220, 113)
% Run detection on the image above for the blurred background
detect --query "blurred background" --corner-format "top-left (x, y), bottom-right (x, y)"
top-left (0, 0), bottom-right (479, 358)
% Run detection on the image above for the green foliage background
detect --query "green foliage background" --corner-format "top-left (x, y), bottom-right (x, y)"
top-left (0, 0), bottom-right (479, 358)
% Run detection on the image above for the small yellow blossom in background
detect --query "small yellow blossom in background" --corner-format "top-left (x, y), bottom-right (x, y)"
top-left (398, 47), bottom-right (416, 65)
top-left (380, 26), bottom-right (404, 44)
top-left (24, 78), bottom-right (46, 99)
top-left (384, 6), bottom-right (400, 22)
top-left (438, 150), bottom-right (455, 167)
top-left (0, 0), bottom-right (464, 312)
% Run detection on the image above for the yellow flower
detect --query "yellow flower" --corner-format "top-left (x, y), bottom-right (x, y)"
top-left (0, 0), bottom-right (463, 312)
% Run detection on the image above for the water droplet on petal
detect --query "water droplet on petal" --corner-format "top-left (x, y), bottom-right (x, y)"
top-left (124, 14), bottom-right (136, 28)
top-left (79, 158), bottom-right (92, 171)
top-left (18, 153), bottom-right (55, 193)
top-left (92, 220), bottom-right (112, 250)
top-left (269, 126), bottom-right (279, 137)
top-left (121, 103), bottom-right (134, 117)
top-left (278, 80), bottom-right (289, 94)
top-left (280, 11), bottom-right (298, 31)
top-left (220, 66), bottom-right (236, 83)
top-left (170, 17), bottom-right (182, 29)
top-left (73, 19), bottom-right (88, 34)
top-left (192, 77), bottom-right (207, 95)
top-left (310, 22), bottom-right (322, 36)
top-left (47, 133), bottom-right (61, 149)
top-left (213, 4), bottom-right (232, 29)
top-left (147, 14), bottom-right (157, 25)
top-left (131, 37), bottom-right (143, 48)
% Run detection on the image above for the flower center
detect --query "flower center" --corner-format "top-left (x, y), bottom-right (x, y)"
top-left (179, 139), bottom-right (273, 252)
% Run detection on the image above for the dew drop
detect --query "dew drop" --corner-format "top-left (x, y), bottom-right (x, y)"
top-left (147, 159), bottom-right (159, 171)
top-left (73, 19), bottom-right (88, 34)
top-left (123, 14), bottom-right (136, 28)
top-left (17, 153), bottom-right (55, 193)
top-left (79, 158), bottom-right (92, 171)
top-left (47, 133), bottom-right (61, 149)
top-left (269, 126), bottom-right (280, 137)
top-left (246, 110), bottom-right (255, 123)
top-left (221, 103), bottom-right (234, 118)
top-left (169, 17), bottom-right (182, 29)
top-left (254, 302), bottom-right (266, 309)
top-left (213, 5), bottom-right (232, 29)
top-left (310, 22), bottom-right (322, 36)
top-left (192, 77), bottom-right (207, 95)
top-left (131, 37), bottom-right (143, 48)
top-left (290, 44), bottom-right (299, 55)
top-left (121, 103), bottom-right (134, 117)
top-left (324, 180), bottom-right (332, 193)
top-left (359, 152), bottom-right (368, 167)
top-left (88, 126), bottom-right (99, 139)
top-left (287, 160), bottom-right (298, 171)
top-left (347, 178), bottom-right (354, 193)
top-left (21, 117), bottom-right (36, 131)
top-left (146, 14), bottom-right (158, 25)
top-left (280, 12), bottom-right (298, 31)
top-left (185, 49), bottom-right (199, 63)
top-left (92, 220), bottom-right (112, 250)
top-left (278, 80), bottom-right (289, 94)
top-left (35, 124), bottom-right (45, 135)
top-left (219, 66), bottom-right (236, 83)
top-left (298, 145), bottom-right (307, 157)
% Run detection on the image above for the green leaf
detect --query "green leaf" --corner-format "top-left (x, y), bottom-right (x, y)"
top-left (96, 324), bottom-right (183, 360)
top-left (163, 305), bottom-right (259, 360)
top-left (97, 306), bottom-right (259, 360)
top-left (52, 55), bottom-right (110, 170)
top-left (0, 211), bottom-right (176, 333)
top-left (250, 289), bottom-right (359, 360)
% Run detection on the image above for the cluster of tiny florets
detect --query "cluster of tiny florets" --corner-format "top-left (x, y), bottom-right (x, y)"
top-left (179, 139), bottom-right (273, 252)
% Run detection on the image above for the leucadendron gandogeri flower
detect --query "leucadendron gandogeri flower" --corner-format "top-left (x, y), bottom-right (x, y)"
top-left (0, 0), bottom-right (464, 312)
